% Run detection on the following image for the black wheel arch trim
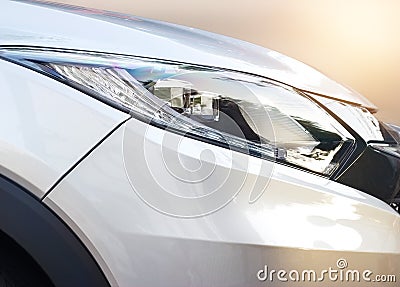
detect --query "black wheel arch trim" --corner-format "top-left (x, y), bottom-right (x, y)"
top-left (0, 174), bottom-right (110, 287)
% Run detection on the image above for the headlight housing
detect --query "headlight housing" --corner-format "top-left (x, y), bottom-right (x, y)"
top-left (0, 47), bottom-right (355, 176)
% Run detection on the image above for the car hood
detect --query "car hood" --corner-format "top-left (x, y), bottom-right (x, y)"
top-left (0, 0), bottom-right (377, 111)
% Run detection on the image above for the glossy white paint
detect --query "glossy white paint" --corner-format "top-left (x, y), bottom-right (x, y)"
top-left (0, 59), bottom-right (129, 197)
top-left (45, 118), bottom-right (400, 286)
top-left (0, 0), bottom-right (376, 110)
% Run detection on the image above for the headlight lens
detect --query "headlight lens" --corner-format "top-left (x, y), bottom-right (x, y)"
top-left (0, 48), bottom-right (355, 175)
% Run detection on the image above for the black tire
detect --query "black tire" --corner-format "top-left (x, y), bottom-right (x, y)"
top-left (0, 232), bottom-right (53, 287)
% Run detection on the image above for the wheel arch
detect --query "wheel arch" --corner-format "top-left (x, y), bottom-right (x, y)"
top-left (0, 174), bottom-right (110, 287)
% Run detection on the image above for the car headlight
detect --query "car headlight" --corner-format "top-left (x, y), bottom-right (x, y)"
top-left (0, 47), bottom-right (355, 176)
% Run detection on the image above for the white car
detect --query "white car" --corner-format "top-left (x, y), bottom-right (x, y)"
top-left (0, 1), bottom-right (399, 286)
